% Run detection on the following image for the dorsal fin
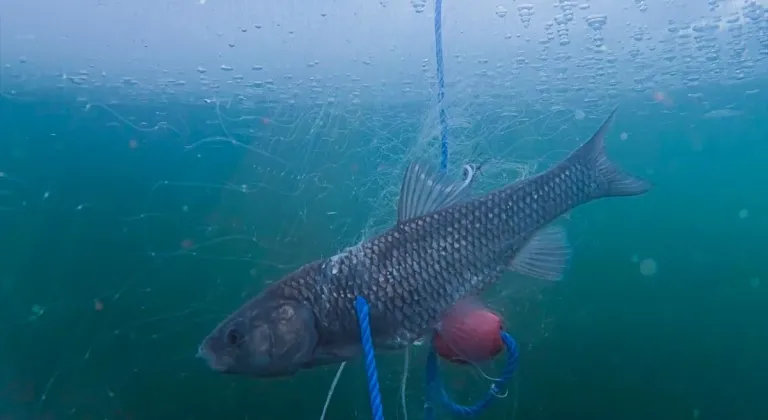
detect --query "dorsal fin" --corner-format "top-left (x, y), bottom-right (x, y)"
top-left (396, 161), bottom-right (476, 223)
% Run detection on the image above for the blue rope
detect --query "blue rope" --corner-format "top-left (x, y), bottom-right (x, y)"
top-left (425, 332), bottom-right (519, 418)
top-left (354, 2), bottom-right (516, 420)
top-left (355, 297), bottom-right (385, 420)
top-left (434, 0), bottom-right (449, 171)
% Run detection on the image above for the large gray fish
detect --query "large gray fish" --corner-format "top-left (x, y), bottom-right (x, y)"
top-left (198, 108), bottom-right (650, 377)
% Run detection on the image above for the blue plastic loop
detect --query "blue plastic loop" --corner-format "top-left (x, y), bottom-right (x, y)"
top-left (425, 331), bottom-right (519, 418)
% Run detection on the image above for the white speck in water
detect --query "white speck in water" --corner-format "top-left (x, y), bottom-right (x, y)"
top-left (495, 6), bottom-right (508, 18)
top-left (738, 208), bottom-right (749, 219)
top-left (620, 132), bottom-right (629, 141)
top-left (639, 258), bottom-right (657, 276)
top-left (703, 109), bottom-right (743, 119)
top-left (30, 304), bottom-right (45, 320)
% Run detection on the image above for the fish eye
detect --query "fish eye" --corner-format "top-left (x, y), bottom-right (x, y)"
top-left (226, 328), bottom-right (244, 347)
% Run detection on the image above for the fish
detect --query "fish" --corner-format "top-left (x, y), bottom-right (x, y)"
top-left (197, 107), bottom-right (651, 378)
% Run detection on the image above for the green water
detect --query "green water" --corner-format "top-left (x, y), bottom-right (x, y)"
top-left (0, 87), bottom-right (767, 420)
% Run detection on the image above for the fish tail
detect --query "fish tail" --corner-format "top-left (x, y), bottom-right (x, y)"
top-left (572, 106), bottom-right (652, 198)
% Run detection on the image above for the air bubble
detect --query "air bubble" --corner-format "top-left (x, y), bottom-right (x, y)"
top-left (517, 4), bottom-right (535, 28)
top-left (639, 258), bottom-right (657, 276)
top-left (411, 0), bottom-right (426, 13)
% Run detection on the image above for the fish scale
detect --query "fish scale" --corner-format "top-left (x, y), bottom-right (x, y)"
top-left (198, 108), bottom-right (652, 378)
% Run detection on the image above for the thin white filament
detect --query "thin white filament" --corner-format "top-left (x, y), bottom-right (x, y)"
top-left (319, 362), bottom-right (346, 420)
top-left (400, 346), bottom-right (411, 420)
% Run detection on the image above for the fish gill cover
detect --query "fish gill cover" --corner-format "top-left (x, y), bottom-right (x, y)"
top-left (0, 0), bottom-right (767, 419)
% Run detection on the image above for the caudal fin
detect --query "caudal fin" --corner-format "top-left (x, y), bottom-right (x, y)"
top-left (573, 107), bottom-right (652, 198)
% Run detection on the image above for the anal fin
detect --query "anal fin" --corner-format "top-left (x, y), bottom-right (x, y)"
top-left (510, 226), bottom-right (571, 281)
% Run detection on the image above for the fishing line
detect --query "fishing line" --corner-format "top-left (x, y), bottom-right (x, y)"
top-left (319, 361), bottom-right (346, 420)
top-left (400, 346), bottom-right (410, 420)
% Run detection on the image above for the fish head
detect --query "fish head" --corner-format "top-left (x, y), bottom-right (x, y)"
top-left (197, 294), bottom-right (318, 378)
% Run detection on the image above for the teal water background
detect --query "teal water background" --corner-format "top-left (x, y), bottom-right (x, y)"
top-left (0, 84), bottom-right (767, 420)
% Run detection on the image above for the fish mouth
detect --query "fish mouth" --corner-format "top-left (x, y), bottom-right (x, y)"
top-left (196, 344), bottom-right (228, 373)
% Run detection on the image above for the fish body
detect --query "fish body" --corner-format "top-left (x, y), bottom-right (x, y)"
top-left (198, 108), bottom-right (650, 377)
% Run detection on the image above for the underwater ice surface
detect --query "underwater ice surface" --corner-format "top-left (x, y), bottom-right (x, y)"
top-left (1, 0), bottom-right (768, 419)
